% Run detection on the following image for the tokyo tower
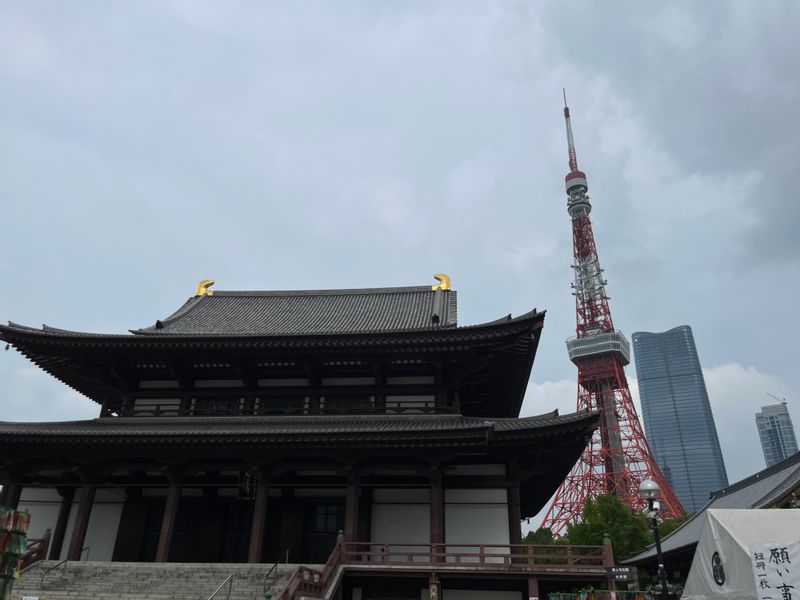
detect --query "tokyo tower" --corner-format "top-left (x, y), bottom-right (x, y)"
top-left (541, 93), bottom-right (684, 535)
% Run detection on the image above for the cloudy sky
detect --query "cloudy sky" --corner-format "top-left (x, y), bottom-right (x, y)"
top-left (1, 1), bottom-right (798, 519)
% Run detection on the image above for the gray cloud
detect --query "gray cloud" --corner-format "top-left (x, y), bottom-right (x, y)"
top-left (1, 2), bottom-right (797, 484)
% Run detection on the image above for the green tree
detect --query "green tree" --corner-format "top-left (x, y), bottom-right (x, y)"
top-left (521, 527), bottom-right (569, 564)
top-left (659, 513), bottom-right (690, 537)
top-left (565, 494), bottom-right (651, 559)
top-left (523, 527), bottom-right (554, 545)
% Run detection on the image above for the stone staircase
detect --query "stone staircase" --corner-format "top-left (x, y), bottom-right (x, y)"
top-left (11, 560), bottom-right (307, 600)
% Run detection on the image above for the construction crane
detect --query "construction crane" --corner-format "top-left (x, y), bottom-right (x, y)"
top-left (767, 392), bottom-right (788, 404)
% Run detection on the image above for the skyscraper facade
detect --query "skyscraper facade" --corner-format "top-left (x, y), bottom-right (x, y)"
top-left (756, 402), bottom-right (799, 467)
top-left (632, 326), bottom-right (728, 512)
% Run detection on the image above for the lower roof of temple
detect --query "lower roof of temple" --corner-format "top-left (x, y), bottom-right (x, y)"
top-left (0, 409), bottom-right (595, 451)
top-left (0, 409), bottom-right (597, 518)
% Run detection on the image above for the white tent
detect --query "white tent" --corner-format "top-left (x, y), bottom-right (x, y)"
top-left (681, 508), bottom-right (800, 600)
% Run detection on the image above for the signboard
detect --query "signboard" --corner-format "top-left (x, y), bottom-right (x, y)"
top-left (750, 540), bottom-right (800, 600)
top-left (238, 471), bottom-right (256, 500)
top-left (606, 566), bottom-right (637, 582)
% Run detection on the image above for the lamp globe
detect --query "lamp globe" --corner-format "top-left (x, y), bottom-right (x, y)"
top-left (638, 479), bottom-right (661, 501)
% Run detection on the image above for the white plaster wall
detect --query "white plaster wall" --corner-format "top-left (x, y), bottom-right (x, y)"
top-left (134, 397), bottom-right (180, 415)
top-left (445, 489), bottom-right (509, 564)
top-left (321, 377), bottom-right (375, 386)
top-left (59, 489), bottom-right (125, 561)
top-left (82, 488), bottom-right (125, 561)
top-left (294, 488), bottom-right (347, 498)
top-left (385, 394), bottom-right (435, 413)
top-left (370, 488), bottom-right (430, 562)
top-left (442, 591), bottom-right (522, 600)
top-left (17, 487), bottom-right (62, 540)
top-left (444, 464), bottom-right (506, 477)
top-left (386, 376), bottom-right (435, 385)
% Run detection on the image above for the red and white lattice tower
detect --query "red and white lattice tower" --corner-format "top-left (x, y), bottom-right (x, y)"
top-left (541, 93), bottom-right (684, 535)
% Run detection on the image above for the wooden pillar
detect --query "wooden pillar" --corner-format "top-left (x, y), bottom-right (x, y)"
top-left (344, 470), bottom-right (359, 542)
top-left (155, 483), bottom-right (181, 562)
top-left (99, 399), bottom-right (112, 417)
top-left (603, 531), bottom-right (618, 591)
top-left (430, 465), bottom-right (444, 561)
top-left (602, 532), bottom-right (615, 566)
top-left (357, 487), bottom-right (373, 542)
top-left (67, 485), bottom-right (96, 560)
top-left (1, 483), bottom-right (22, 509)
top-left (507, 482), bottom-right (522, 545)
top-left (248, 479), bottom-right (269, 563)
top-left (49, 488), bottom-right (75, 560)
top-left (527, 576), bottom-right (540, 600)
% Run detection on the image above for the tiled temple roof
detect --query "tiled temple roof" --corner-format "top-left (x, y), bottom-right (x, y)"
top-left (0, 409), bottom-right (595, 444)
top-left (624, 450), bottom-right (800, 564)
top-left (132, 286), bottom-right (458, 336)
top-left (0, 283), bottom-right (544, 417)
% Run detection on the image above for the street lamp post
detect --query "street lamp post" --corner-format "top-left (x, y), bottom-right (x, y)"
top-left (639, 479), bottom-right (670, 600)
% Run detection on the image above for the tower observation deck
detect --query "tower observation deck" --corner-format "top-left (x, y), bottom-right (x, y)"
top-left (541, 94), bottom-right (684, 535)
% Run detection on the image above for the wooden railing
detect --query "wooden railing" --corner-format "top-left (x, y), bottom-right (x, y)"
top-left (277, 541), bottom-right (613, 600)
top-left (119, 397), bottom-right (457, 418)
top-left (337, 542), bottom-right (609, 570)
top-left (278, 541), bottom-right (343, 600)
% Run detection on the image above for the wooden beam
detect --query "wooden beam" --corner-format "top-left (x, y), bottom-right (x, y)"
top-left (155, 483), bottom-right (180, 562)
top-left (67, 485), bottom-right (96, 560)
top-left (2, 483), bottom-right (22, 509)
top-left (128, 383), bottom-right (439, 399)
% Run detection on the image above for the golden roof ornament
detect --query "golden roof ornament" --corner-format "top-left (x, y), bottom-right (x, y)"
top-left (431, 273), bottom-right (451, 291)
top-left (194, 279), bottom-right (215, 297)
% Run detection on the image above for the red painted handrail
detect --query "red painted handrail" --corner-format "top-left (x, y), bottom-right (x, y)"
top-left (21, 532), bottom-right (51, 570)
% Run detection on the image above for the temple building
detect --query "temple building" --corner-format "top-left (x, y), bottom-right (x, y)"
top-left (0, 277), bottom-right (613, 599)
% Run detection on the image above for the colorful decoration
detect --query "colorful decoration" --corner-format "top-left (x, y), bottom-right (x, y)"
top-left (0, 505), bottom-right (30, 600)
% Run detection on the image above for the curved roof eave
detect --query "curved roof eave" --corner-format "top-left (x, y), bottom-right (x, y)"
top-left (1, 309), bottom-right (544, 343)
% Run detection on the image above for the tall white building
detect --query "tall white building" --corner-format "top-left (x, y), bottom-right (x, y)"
top-left (755, 402), bottom-right (799, 467)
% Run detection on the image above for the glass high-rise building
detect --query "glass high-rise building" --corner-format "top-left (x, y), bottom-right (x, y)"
top-left (632, 326), bottom-right (728, 512)
top-left (755, 402), bottom-right (799, 467)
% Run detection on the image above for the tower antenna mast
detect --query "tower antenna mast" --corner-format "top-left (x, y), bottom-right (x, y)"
top-left (563, 89), bottom-right (579, 173)
top-left (541, 93), bottom-right (684, 535)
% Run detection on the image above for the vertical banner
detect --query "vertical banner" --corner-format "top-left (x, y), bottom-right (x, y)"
top-left (750, 540), bottom-right (800, 600)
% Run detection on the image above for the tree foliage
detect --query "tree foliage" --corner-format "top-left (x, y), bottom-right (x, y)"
top-left (659, 512), bottom-right (690, 537)
top-left (523, 527), bottom-right (555, 545)
top-left (564, 494), bottom-right (651, 559)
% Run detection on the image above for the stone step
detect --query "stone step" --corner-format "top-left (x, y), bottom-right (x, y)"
top-left (12, 560), bottom-right (311, 600)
